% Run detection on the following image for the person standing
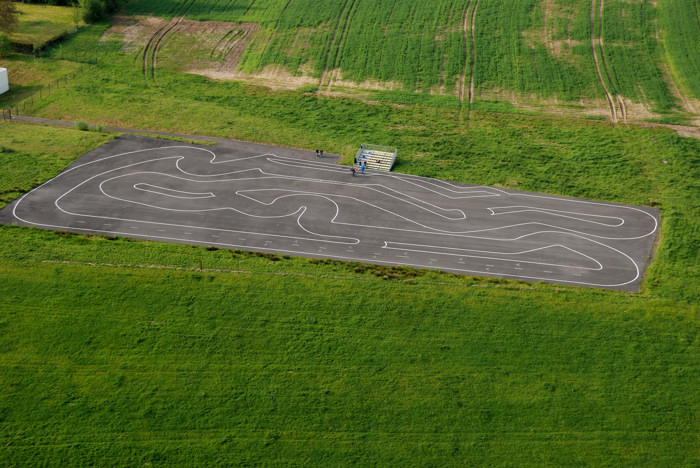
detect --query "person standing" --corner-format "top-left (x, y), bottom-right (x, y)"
top-left (315, 149), bottom-right (319, 157)
top-left (320, 149), bottom-right (324, 157)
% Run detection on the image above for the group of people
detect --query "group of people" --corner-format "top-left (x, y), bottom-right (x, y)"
top-left (315, 149), bottom-right (324, 157)
top-left (350, 160), bottom-right (366, 176)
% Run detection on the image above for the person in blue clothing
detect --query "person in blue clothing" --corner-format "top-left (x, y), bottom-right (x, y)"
top-left (360, 163), bottom-right (365, 175)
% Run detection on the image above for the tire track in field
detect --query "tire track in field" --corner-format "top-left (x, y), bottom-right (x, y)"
top-left (151, 16), bottom-right (186, 89)
top-left (142, 18), bottom-right (176, 86)
top-left (325, 0), bottom-right (361, 93)
top-left (210, 29), bottom-right (238, 59)
top-left (317, 0), bottom-right (353, 92)
top-left (142, 0), bottom-right (195, 90)
top-left (597, 0), bottom-right (627, 122)
top-left (459, 0), bottom-right (479, 121)
top-left (468, 0), bottom-right (480, 105)
top-left (254, 0), bottom-right (292, 74)
top-left (374, 0), bottom-right (399, 83)
top-left (590, 0), bottom-right (617, 123)
top-left (242, 0), bottom-right (256, 18)
top-left (458, 1), bottom-right (472, 105)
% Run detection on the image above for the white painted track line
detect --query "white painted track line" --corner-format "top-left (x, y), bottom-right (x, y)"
top-left (0, 135), bottom-right (660, 291)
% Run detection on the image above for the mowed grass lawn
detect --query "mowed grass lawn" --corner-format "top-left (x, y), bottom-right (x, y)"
top-left (0, 255), bottom-right (696, 465)
top-left (17, 24), bottom-right (699, 301)
top-left (0, 118), bottom-right (698, 465)
top-left (8, 3), bottom-right (81, 49)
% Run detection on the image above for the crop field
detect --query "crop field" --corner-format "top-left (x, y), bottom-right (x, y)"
top-left (117, 0), bottom-right (700, 122)
top-left (658, 0), bottom-right (700, 99)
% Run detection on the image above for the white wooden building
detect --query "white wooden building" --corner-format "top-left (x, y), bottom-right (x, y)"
top-left (0, 68), bottom-right (8, 95)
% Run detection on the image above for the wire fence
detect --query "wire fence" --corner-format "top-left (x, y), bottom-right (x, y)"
top-left (1, 57), bottom-right (98, 122)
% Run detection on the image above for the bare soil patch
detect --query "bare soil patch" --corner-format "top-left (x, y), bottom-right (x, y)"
top-left (104, 15), bottom-right (257, 73)
top-left (192, 64), bottom-right (317, 91)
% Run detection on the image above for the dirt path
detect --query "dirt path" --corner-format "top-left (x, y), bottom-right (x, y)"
top-left (590, 0), bottom-right (617, 122)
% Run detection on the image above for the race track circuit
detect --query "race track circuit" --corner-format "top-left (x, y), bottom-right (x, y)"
top-left (0, 135), bottom-right (660, 291)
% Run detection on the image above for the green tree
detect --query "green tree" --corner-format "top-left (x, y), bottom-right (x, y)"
top-left (103, 0), bottom-right (121, 14)
top-left (0, 0), bottom-right (18, 33)
top-left (79, 0), bottom-right (103, 24)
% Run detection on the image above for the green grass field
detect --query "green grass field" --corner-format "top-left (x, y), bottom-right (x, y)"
top-left (10, 30), bottom-right (700, 302)
top-left (8, 3), bottom-right (82, 49)
top-left (658, 0), bottom-right (700, 99)
top-left (0, 2), bottom-right (699, 464)
top-left (0, 114), bottom-right (698, 465)
top-left (119, 0), bottom-right (700, 116)
top-left (0, 250), bottom-right (696, 465)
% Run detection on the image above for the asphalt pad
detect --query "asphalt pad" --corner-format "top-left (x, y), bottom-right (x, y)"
top-left (0, 135), bottom-right (660, 291)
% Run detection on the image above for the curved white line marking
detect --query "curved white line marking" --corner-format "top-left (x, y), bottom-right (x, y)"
top-left (133, 183), bottom-right (215, 199)
top-left (9, 144), bottom-right (658, 288)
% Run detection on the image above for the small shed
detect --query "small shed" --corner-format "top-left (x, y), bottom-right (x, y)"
top-left (0, 68), bottom-right (8, 95)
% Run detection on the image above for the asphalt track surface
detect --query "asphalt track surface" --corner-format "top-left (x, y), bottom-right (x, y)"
top-left (1, 135), bottom-right (660, 291)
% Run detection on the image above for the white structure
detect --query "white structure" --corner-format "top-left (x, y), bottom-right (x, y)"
top-left (0, 68), bottom-right (8, 95)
